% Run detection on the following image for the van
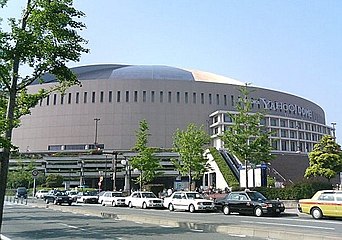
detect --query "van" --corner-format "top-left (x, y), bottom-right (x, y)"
top-left (16, 187), bottom-right (28, 199)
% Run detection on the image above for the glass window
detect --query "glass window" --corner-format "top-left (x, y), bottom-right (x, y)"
top-left (318, 193), bottom-right (334, 201)
top-left (185, 92), bottom-right (188, 103)
top-left (201, 93), bottom-right (204, 104)
top-left (84, 92), bottom-right (87, 103)
top-left (176, 92), bottom-right (180, 103)
top-left (216, 94), bottom-right (219, 105)
top-left (224, 95), bottom-right (227, 106)
top-left (134, 91), bottom-right (138, 102)
top-left (193, 92), bottom-right (196, 104)
top-left (100, 91), bottom-right (104, 103)
top-left (76, 92), bottom-right (79, 104)
top-left (53, 94), bottom-right (57, 105)
top-left (68, 93), bottom-right (72, 104)
top-left (160, 91), bottom-right (163, 103)
top-left (60, 94), bottom-right (64, 105)
top-left (143, 91), bottom-right (146, 102)
top-left (109, 91), bottom-right (112, 103)
top-left (151, 91), bottom-right (155, 102)
top-left (92, 92), bottom-right (96, 103)
top-left (126, 91), bottom-right (129, 102)
top-left (168, 91), bottom-right (171, 103)
top-left (117, 91), bottom-right (121, 102)
top-left (209, 94), bottom-right (212, 105)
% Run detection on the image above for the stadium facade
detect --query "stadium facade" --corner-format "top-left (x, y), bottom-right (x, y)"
top-left (11, 64), bottom-right (335, 185)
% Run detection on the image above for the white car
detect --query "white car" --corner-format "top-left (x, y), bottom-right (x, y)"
top-left (35, 189), bottom-right (49, 199)
top-left (101, 191), bottom-right (126, 207)
top-left (76, 191), bottom-right (99, 204)
top-left (125, 191), bottom-right (164, 209)
top-left (163, 191), bottom-right (216, 213)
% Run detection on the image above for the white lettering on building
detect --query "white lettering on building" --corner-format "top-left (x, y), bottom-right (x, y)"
top-left (259, 98), bottom-right (312, 119)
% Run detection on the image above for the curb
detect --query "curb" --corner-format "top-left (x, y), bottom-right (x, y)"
top-left (22, 202), bottom-right (341, 240)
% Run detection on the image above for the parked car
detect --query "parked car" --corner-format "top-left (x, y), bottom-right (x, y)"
top-left (164, 191), bottom-right (216, 213)
top-left (35, 189), bottom-right (49, 199)
top-left (126, 191), bottom-right (164, 209)
top-left (97, 191), bottom-right (107, 204)
top-left (298, 190), bottom-right (342, 219)
top-left (76, 191), bottom-right (99, 204)
top-left (215, 190), bottom-right (285, 217)
top-left (66, 191), bottom-right (78, 202)
top-left (101, 191), bottom-right (126, 207)
top-left (43, 190), bottom-right (73, 205)
top-left (15, 187), bottom-right (27, 199)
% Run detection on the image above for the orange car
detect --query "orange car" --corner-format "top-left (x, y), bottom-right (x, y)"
top-left (298, 190), bottom-right (342, 219)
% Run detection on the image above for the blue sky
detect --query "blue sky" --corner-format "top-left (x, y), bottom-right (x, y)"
top-left (3, 0), bottom-right (342, 142)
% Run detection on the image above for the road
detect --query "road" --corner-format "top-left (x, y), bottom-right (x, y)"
top-left (1, 201), bottom-right (264, 240)
top-left (2, 198), bottom-right (342, 240)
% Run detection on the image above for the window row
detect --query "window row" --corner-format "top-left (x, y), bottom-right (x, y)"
top-left (40, 90), bottom-right (239, 106)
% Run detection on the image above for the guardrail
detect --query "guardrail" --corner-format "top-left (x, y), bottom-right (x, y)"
top-left (5, 195), bottom-right (28, 205)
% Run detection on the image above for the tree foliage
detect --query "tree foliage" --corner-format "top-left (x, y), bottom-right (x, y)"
top-left (131, 119), bottom-right (161, 189)
top-left (305, 135), bottom-right (342, 181)
top-left (45, 174), bottom-right (64, 188)
top-left (6, 160), bottom-right (35, 189)
top-left (172, 123), bottom-right (210, 190)
top-left (220, 84), bottom-right (274, 165)
top-left (0, 0), bottom-right (88, 231)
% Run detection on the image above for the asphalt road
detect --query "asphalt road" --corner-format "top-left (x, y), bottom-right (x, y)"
top-left (2, 198), bottom-right (342, 240)
top-left (2, 202), bottom-right (264, 240)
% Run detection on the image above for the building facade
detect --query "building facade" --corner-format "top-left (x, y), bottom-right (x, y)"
top-left (11, 64), bottom-right (334, 183)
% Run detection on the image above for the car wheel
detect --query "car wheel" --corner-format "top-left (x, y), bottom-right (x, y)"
top-left (68, 202), bottom-right (72, 206)
top-left (189, 204), bottom-right (195, 213)
top-left (128, 201), bottom-right (133, 208)
top-left (112, 201), bottom-right (116, 207)
top-left (223, 205), bottom-right (230, 215)
top-left (168, 203), bottom-right (174, 211)
top-left (311, 207), bottom-right (323, 219)
top-left (254, 206), bottom-right (263, 217)
top-left (142, 202), bottom-right (147, 209)
top-left (83, 199), bottom-right (87, 203)
top-left (101, 201), bottom-right (106, 206)
top-left (45, 199), bottom-right (49, 204)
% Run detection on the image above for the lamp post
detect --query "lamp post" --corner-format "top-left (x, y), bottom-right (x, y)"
top-left (112, 152), bottom-right (118, 191)
top-left (94, 118), bottom-right (100, 147)
top-left (79, 160), bottom-right (85, 187)
top-left (331, 122), bottom-right (337, 142)
top-left (121, 158), bottom-right (131, 195)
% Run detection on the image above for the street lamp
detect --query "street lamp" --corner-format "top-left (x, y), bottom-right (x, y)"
top-left (121, 158), bottom-right (131, 195)
top-left (94, 118), bottom-right (100, 147)
top-left (331, 122), bottom-right (337, 142)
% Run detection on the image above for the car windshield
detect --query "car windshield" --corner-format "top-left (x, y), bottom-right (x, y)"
top-left (85, 191), bottom-right (98, 196)
top-left (141, 192), bottom-right (157, 198)
top-left (55, 192), bottom-right (67, 196)
top-left (186, 193), bottom-right (204, 199)
top-left (247, 191), bottom-right (267, 201)
top-left (112, 192), bottom-right (123, 197)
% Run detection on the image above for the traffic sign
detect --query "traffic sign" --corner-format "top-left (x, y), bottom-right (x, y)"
top-left (32, 169), bottom-right (39, 177)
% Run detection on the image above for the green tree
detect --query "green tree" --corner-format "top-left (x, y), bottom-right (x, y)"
top-left (220, 84), bottom-right (273, 188)
top-left (6, 160), bottom-right (35, 189)
top-left (172, 123), bottom-right (210, 191)
top-left (0, 0), bottom-right (88, 231)
top-left (45, 174), bottom-right (64, 188)
top-left (131, 119), bottom-right (161, 190)
top-left (305, 135), bottom-right (342, 181)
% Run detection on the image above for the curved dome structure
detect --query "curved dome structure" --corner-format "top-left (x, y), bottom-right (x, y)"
top-left (34, 64), bottom-right (244, 85)
top-left (13, 64), bottom-right (333, 183)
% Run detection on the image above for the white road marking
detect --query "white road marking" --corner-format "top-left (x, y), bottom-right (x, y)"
top-left (190, 229), bottom-right (204, 232)
top-left (59, 223), bottom-right (86, 231)
top-left (0, 234), bottom-right (12, 240)
top-left (241, 220), bottom-right (335, 230)
top-left (229, 234), bottom-right (247, 238)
